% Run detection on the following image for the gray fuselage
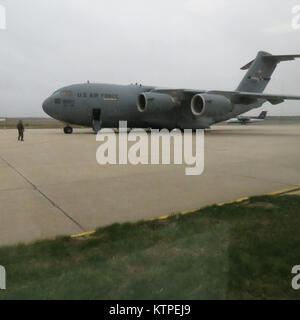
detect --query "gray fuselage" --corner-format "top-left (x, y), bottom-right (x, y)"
top-left (42, 83), bottom-right (262, 130)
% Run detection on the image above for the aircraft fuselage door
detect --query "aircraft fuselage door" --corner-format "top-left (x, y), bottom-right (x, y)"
top-left (92, 108), bottom-right (102, 133)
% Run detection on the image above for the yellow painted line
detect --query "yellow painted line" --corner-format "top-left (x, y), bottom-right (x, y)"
top-left (70, 186), bottom-right (300, 239)
top-left (150, 187), bottom-right (300, 223)
top-left (267, 186), bottom-right (300, 196)
top-left (217, 197), bottom-right (249, 207)
top-left (180, 209), bottom-right (198, 215)
top-left (235, 197), bottom-right (250, 203)
top-left (148, 209), bottom-right (198, 222)
top-left (71, 230), bottom-right (96, 239)
top-left (288, 191), bottom-right (300, 195)
top-left (158, 215), bottom-right (169, 221)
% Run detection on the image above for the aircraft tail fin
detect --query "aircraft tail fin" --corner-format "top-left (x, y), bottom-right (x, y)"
top-left (236, 51), bottom-right (300, 93)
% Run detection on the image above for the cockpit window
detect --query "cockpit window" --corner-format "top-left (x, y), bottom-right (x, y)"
top-left (61, 90), bottom-right (73, 97)
top-left (52, 90), bottom-right (60, 96)
top-left (52, 90), bottom-right (73, 97)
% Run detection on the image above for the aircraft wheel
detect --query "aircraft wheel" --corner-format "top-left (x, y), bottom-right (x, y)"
top-left (64, 126), bottom-right (73, 134)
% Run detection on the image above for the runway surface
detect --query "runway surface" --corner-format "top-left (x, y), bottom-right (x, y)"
top-left (1, 124), bottom-right (300, 245)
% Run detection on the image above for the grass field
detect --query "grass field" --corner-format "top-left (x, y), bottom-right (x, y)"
top-left (0, 195), bottom-right (300, 300)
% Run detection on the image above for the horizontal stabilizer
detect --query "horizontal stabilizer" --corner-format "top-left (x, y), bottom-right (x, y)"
top-left (241, 59), bottom-right (255, 70)
top-left (264, 54), bottom-right (300, 63)
top-left (241, 53), bottom-right (300, 70)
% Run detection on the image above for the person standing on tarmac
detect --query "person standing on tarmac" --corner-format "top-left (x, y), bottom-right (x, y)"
top-left (17, 120), bottom-right (25, 141)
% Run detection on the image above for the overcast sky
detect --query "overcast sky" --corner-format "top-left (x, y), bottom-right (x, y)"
top-left (1, 0), bottom-right (300, 117)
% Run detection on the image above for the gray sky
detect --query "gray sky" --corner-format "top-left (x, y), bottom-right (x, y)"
top-left (1, 0), bottom-right (300, 117)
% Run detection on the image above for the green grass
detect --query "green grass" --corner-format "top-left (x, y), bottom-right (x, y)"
top-left (1, 195), bottom-right (300, 300)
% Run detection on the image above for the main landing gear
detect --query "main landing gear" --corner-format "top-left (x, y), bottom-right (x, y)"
top-left (64, 126), bottom-right (73, 134)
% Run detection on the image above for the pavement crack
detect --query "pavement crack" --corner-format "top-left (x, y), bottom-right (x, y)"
top-left (0, 155), bottom-right (86, 232)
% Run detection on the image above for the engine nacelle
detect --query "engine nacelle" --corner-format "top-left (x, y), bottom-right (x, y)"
top-left (137, 92), bottom-right (176, 113)
top-left (191, 94), bottom-right (233, 117)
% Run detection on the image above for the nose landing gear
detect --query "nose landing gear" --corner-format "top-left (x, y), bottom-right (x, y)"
top-left (64, 126), bottom-right (73, 134)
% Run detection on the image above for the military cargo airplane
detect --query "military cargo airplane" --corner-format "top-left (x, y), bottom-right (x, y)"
top-left (227, 111), bottom-right (268, 124)
top-left (42, 51), bottom-right (300, 134)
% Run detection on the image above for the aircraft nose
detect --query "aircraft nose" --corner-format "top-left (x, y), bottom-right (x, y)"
top-left (42, 97), bottom-right (51, 116)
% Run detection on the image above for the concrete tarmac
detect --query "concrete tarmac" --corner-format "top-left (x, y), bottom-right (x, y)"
top-left (0, 124), bottom-right (300, 246)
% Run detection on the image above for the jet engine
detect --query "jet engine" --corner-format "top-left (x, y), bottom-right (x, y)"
top-left (137, 92), bottom-right (176, 113)
top-left (191, 94), bottom-right (233, 117)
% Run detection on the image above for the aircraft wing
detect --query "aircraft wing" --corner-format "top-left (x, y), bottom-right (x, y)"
top-left (209, 91), bottom-right (300, 105)
top-left (239, 92), bottom-right (300, 104)
top-left (152, 88), bottom-right (206, 99)
top-left (152, 88), bottom-right (300, 105)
